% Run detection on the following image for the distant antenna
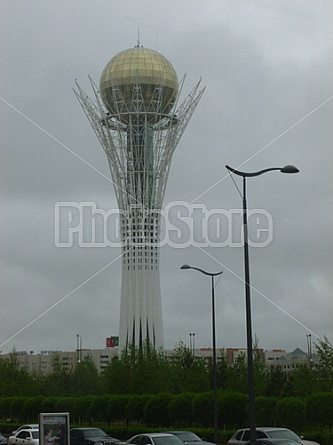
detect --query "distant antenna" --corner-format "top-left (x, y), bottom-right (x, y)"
top-left (136, 26), bottom-right (141, 48)
top-left (135, 26), bottom-right (143, 48)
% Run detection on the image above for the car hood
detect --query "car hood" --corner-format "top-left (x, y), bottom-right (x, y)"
top-left (302, 441), bottom-right (320, 445)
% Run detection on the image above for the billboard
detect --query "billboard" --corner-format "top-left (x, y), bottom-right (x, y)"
top-left (106, 336), bottom-right (119, 347)
top-left (39, 413), bottom-right (70, 445)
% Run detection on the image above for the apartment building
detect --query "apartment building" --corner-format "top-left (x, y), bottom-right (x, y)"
top-left (0, 346), bottom-right (315, 374)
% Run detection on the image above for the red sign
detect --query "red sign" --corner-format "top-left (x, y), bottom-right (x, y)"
top-left (106, 336), bottom-right (119, 347)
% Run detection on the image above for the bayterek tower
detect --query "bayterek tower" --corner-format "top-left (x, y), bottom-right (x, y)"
top-left (75, 45), bottom-right (204, 349)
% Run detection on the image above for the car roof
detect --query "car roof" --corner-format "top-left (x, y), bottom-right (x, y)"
top-left (239, 428), bottom-right (291, 431)
top-left (258, 428), bottom-right (290, 431)
top-left (138, 434), bottom-right (177, 438)
top-left (71, 428), bottom-right (103, 431)
top-left (16, 429), bottom-right (39, 433)
top-left (256, 439), bottom-right (299, 442)
top-left (167, 432), bottom-right (194, 435)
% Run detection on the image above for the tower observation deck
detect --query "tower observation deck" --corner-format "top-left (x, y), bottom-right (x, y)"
top-left (75, 46), bottom-right (204, 349)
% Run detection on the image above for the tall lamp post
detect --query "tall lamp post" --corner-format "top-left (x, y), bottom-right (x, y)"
top-left (181, 264), bottom-right (223, 444)
top-left (189, 332), bottom-right (196, 354)
top-left (225, 164), bottom-right (299, 445)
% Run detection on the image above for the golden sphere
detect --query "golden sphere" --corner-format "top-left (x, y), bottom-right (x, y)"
top-left (100, 47), bottom-right (178, 120)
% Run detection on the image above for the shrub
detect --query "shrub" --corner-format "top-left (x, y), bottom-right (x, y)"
top-left (305, 392), bottom-right (333, 430)
top-left (192, 392), bottom-right (213, 427)
top-left (168, 393), bottom-right (193, 426)
top-left (126, 395), bottom-right (150, 424)
top-left (276, 397), bottom-right (305, 430)
top-left (255, 396), bottom-right (278, 426)
top-left (219, 391), bottom-right (247, 429)
top-left (108, 395), bottom-right (130, 423)
top-left (144, 394), bottom-right (172, 427)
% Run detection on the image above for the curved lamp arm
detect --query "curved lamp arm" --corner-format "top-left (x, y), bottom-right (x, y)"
top-left (225, 164), bottom-right (299, 177)
top-left (180, 264), bottom-right (223, 277)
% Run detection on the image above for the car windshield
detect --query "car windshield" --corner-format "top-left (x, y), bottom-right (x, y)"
top-left (154, 437), bottom-right (184, 445)
top-left (84, 429), bottom-right (107, 438)
top-left (267, 431), bottom-right (301, 441)
top-left (32, 432), bottom-right (39, 439)
top-left (173, 434), bottom-right (201, 442)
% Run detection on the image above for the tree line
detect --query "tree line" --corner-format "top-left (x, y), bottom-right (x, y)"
top-left (1, 338), bottom-right (332, 398)
top-left (0, 338), bottom-right (332, 437)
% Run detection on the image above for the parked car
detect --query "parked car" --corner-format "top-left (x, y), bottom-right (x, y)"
top-left (70, 428), bottom-right (119, 445)
top-left (8, 429), bottom-right (39, 445)
top-left (127, 433), bottom-right (184, 445)
top-left (167, 431), bottom-right (216, 445)
top-left (12, 426), bottom-right (39, 435)
top-left (244, 440), bottom-right (305, 445)
top-left (228, 428), bottom-right (320, 445)
top-left (0, 434), bottom-right (8, 445)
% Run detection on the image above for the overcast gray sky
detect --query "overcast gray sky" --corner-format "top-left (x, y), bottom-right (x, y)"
top-left (1, 0), bottom-right (332, 355)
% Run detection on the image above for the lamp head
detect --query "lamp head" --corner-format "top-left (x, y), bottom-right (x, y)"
top-left (280, 165), bottom-right (299, 174)
top-left (180, 264), bottom-right (191, 270)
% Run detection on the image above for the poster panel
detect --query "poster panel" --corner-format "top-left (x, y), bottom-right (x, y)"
top-left (39, 413), bottom-right (70, 445)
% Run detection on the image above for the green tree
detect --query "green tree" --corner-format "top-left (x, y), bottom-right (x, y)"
top-left (253, 351), bottom-right (269, 396)
top-left (43, 355), bottom-right (71, 396)
top-left (0, 352), bottom-right (34, 396)
top-left (168, 341), bottom-right (209, 393)
top-left (217, 349), bottom-right (229, 390)
top-left (103, 341), bottom-right (170, 395)
top-left (71, 356), bottom-right (101, 395)
top-left (224, 352), bottom-right (248, 393)
top-left (315, 336), bottom-right (333, 390)
top-left (288, 364), bottom-right (318, 397)
top-left (130, 341), bottom-right (171, 394)
top-left (264, 365), bottom-right (289, 397)
top-left (102, 356), bottom-right (131, 394)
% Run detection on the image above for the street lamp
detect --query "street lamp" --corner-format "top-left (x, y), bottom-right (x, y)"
top-left (225, 164), bottom-right (299, 445)
top-left (189, 332), bottom-right (196, 354)
top-left (180, 264), bottom-right (223, 444)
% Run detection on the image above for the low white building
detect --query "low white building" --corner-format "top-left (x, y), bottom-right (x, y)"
top-left (1, 348), bottom-right (118, 374)
top-left (0, 346), bottom-right (317, 374)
